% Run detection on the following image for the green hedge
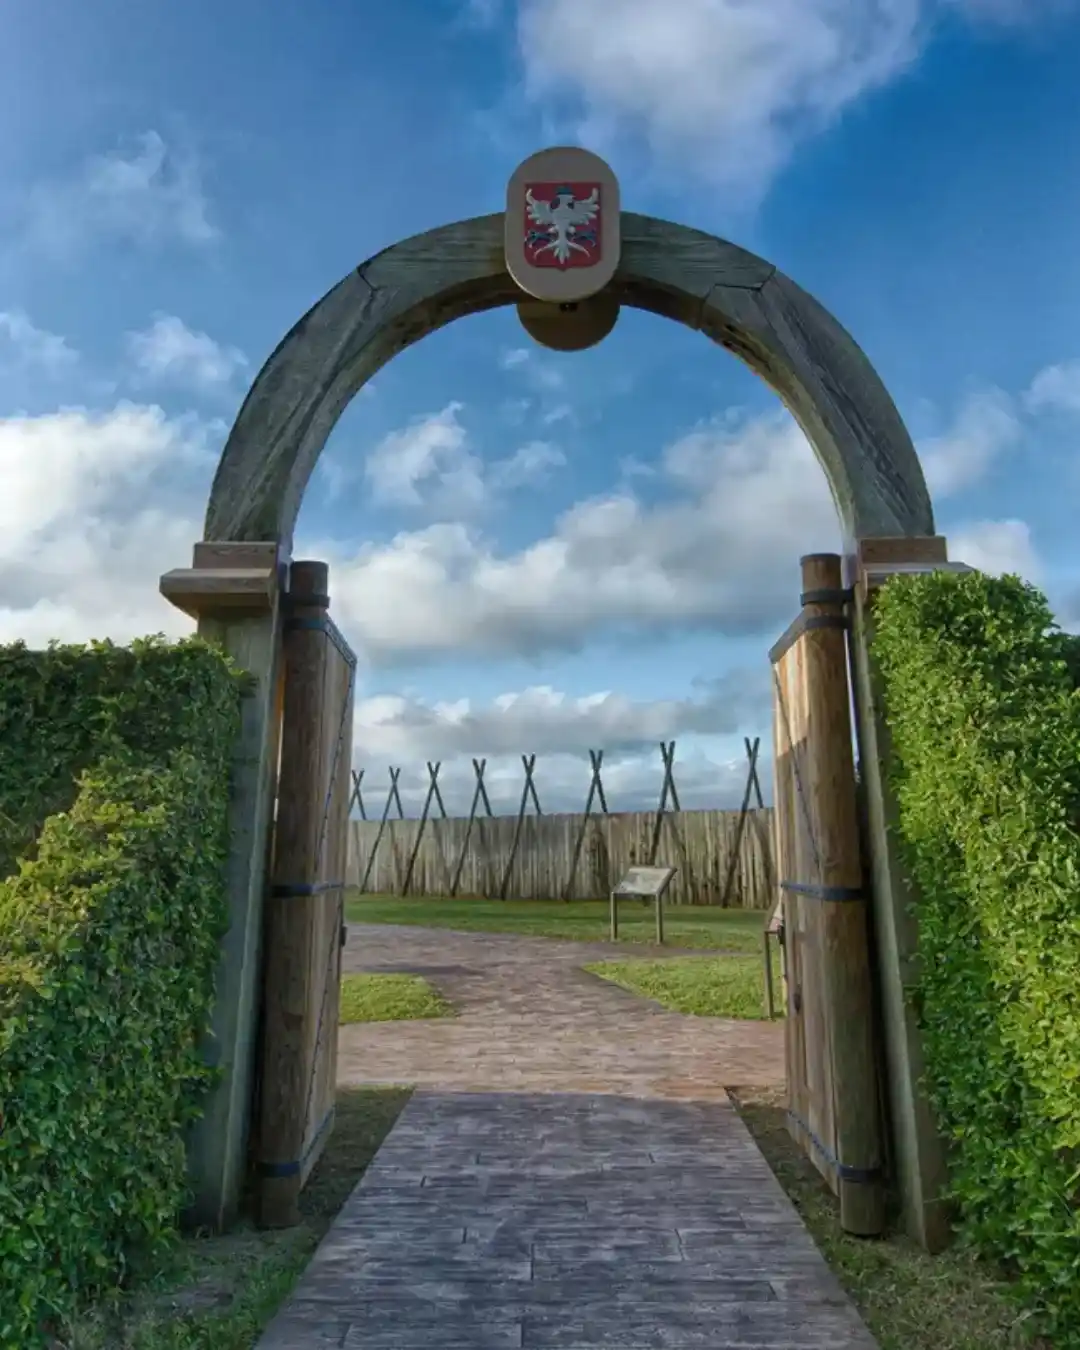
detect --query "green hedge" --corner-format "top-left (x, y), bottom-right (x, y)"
top-left (873, 570), bottom-right (1080, 1340)
top-left (0, 637), bottom-right (244, 1347)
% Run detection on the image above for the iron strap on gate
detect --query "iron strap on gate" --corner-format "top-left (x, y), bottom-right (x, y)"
top-left (785, 1106), bottom-right (883, 1185)
top-left (271, 880), bottom-right (346, 897)
top-left (768, 555), bottom-right (885, 1236)
top-left (779, 881), bottom-right (864, 902)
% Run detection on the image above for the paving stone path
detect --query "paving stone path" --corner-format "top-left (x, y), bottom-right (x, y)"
top-left (336, 923), bottom-right (785, 1096)
top-left (257, 923), bottom-right (878, 1348)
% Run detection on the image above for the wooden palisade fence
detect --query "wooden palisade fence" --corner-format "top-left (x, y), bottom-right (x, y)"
top-left (348, 740), bottom-right (774, 908)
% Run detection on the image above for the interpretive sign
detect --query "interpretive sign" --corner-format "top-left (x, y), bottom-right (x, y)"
top-left (610, 865), bottom-right (677, 944)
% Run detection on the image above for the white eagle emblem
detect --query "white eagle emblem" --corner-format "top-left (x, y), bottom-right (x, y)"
top-left (524, 185), bottom-right (601, 267)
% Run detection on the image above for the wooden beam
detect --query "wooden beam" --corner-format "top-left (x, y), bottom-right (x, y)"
top-left (358, 768), bottom-right (403, 894)
top-left (450, 758), bottom-right (491, 898)
top-left (562, 750), bottom-right (608, 902)
top-left (400, 762), bottom-right (442, 896)
top-left (719, 737), bottom-right (762, 909)
top-left (160, 540), bottom-right (282, 620)
top-left (499, 754), bottom-right (540, 901)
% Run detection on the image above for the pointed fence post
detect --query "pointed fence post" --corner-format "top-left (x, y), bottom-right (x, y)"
top-left (499, 753), bottom-right (541, 900)
top-left (719, 736), bottom-right (762, 908)
top-left (349, 769), bottom-right (366, 820)
top-left (400, 761), bottom-right (443, 896)
top-left (450, 758), bottom-right (494, 897)
top-left (358, 767), bottom-right (403, 894)
top-left (562, 749), bottom-right (609, 902)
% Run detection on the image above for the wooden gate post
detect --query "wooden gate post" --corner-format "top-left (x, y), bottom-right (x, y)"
top-left (257, 560), bottom-right (337, 1229)
top-left (159, 541), bottom-right (284, 1233)
top-left (846, 537), bottom-right (961, 1253)
top-left (802, 554), bottom-right (884, 1235)
top-left (785, 554), bottom-right (886, 1237)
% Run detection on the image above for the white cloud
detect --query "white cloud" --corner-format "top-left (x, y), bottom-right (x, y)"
top-left (352, 688), bottom-right (765, 814)
top-left (949, 518), bottom-right (1039, 579)
top-left (0, 403), bottom-right (210, 646)
top-left (331, 383), bottom-right (1031, 668)
top-left (1025, 359), bottom-right (1080, 417)
top-left (511, 0), bottom-right (1075, 199)
top-left (516, 0), bottom-right (925, 197)
top-left (489, 439), bottom-right (566, 489)
top-left (355, 674), bottom-right (767, 764)
top-left (331, 408), bottom-right (839, 665)
top-left (920, 387), bottom-right (1020, 497)
top-left (0, 311), bottom-right (79, 375)
top-left (24, 132), bottom-right (218, 255)
top-left (127, 315), bottom-right (247, 394)
top-left (365, 402), bottom-right (487, 512)
top-left (363, 402), bottom-right (566, 515)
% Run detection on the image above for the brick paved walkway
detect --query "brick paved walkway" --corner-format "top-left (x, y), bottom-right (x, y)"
top-left (336, 923), bottom-right (785, 1096)
top-left (256, 923), bottom-right (878, 1348)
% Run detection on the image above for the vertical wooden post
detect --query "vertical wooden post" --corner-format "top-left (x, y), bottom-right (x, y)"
top-left (160, 541), bottom-right (283, 1234)
top-left (801, 553), bottom-right (884, 1237)
top-left (257, 561), bottom-right (331, 1229)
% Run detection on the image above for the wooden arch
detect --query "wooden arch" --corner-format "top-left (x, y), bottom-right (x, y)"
top-left (174, 208), bottom-right (949, 1249)
top-left (205, 212), bottom-right (933, 550)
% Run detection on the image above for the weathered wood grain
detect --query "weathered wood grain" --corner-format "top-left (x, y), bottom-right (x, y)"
top-left (258, 561), bottom-right (356, 1228)
top-left (205, 212), bottom-right (934, 551)
top-left (792, 554), bottom-right (884, 1236)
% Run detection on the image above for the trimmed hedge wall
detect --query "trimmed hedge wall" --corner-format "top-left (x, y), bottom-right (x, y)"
top-left (0, 637), bottom-right (244, 1347)
top-left (873, 571), bottom-right (1080, 1341)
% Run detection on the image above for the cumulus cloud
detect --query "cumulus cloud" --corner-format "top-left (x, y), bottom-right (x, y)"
top-left (331, 383), bottom-right (1039, 668)
top-left (363, 402), bottom-right (565, 515)
top-left (0, 311), bottom-right (79, 376)
top-left (0, 402), bottom-right (210, 646)
top-left (508, 0), bottom-right (1075, 199)
top-left (23, 131), bottom-right (218, 255)
top-left (920, 386), bottom-right (1021, 496)
top-left (516, 0), bottom-right (924, 197)
top-left (333, 408), bottom-right (840, 666)
top-left (1025, 358), bottom-right (1080, 417)
top-left (948, 518), bottom-right (1040, 579)
top-left (127, 315), bottom-right (247, 395)
top-left (354, 673), bottom-right (768, 764)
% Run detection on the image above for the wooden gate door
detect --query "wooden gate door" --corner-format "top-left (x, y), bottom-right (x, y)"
top-left (257, 560), bottom-right (356, 1229)
top-left (769, 552), bottom-right (884, 1237)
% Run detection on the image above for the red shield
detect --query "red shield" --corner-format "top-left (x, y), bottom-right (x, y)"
top-left (523, 181), bottom-right (603, 270)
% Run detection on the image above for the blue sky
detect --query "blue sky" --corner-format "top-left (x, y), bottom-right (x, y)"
top-left (3, 0), bottom-right (1080, 814)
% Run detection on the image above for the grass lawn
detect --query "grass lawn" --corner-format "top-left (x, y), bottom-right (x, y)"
top-left (346, 892), bottom-right (767, 952)
top-left (733, 1087), bottom-right (1040, 1350)
top-left (585, 951), bottom-right (783, 1019)
top-left (339, 971), bottom-right (453, 1023)
top-left (62, 1088), bottom-right (410, 1350)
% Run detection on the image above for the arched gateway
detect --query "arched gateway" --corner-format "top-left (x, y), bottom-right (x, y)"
top-left (161, 148), bottom-right (952, 1254)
